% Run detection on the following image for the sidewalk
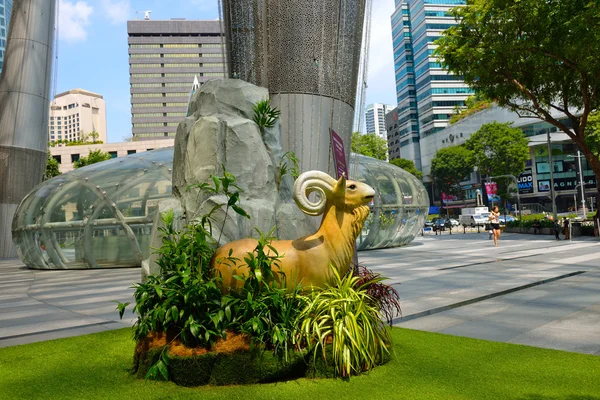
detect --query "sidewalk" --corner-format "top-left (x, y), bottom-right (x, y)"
top-left (1, 232), bottom-right (599, 354)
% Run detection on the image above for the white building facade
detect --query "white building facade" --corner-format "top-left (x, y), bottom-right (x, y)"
top-left (365, 103), bottom-right (394, 139)
top-left (49, 89), bottom-right (107, 144)
top-left (49, 139), bottom-right (174, 173)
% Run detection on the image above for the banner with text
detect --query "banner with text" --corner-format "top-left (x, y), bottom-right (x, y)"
top-left (330, 129), bottom-right (348, 179)
top-left (485, 181), bottom-right (501, 202)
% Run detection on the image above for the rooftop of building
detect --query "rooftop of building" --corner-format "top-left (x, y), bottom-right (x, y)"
top-left (127, 19), bottom-right (222, 34)
top-left (55, 88), bottom-right (103, 100)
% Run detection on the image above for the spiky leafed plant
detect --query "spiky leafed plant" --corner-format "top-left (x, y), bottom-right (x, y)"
top-left (296, 267), bottom-right (392, 377)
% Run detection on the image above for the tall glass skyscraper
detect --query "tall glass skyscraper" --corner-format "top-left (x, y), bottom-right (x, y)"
top-left (0, 0), bottom-right (13, 74)
top-left (388, 0), bottom-right (472, 169)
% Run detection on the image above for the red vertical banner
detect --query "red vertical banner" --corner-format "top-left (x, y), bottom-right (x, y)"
top-left (330, 129), bottom-right (348, 178)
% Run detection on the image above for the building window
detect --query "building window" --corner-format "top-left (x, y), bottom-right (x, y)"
top-left (109, 151), bottom-right (117, 158)
top-left (71, 154), bottom-right (80, 163)
top-left (127, 150), bottom-right (136, 155)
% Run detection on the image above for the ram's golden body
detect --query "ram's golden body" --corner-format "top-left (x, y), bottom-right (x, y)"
top-left (211, 172), bottom-right (375, 290)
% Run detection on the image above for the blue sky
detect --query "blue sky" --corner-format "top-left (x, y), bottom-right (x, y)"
top-left (56, 0), bottom-right (396, 143)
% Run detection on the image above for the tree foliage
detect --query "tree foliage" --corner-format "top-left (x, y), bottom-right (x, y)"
top-left (435, 0), bottom-right (600, 214)
top-left (586, 110), bottom-right (600, 157)
top-left (465, 122), bottom-right (530, 178)
top-left (449, 93), bottom-right (493, 124)
top-left (430, 145), bottom-right (474, 199)
top-left (465, 122), bottom-right (530, 207)
top-left (351, 132), bottom-right (388, 161)
top-left (73, 149), bottom-right (112, 168)
top-left (389, 158), bottom-right (423, 180)
top-left (44, 154), bottom-right (61, 180)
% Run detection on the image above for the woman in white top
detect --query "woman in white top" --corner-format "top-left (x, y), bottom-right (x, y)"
top-left (489, 206), bottom-right (501, 247)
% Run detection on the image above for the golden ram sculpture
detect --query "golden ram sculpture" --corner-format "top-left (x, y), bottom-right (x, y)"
top-left (211, 171), bottom-right (376, 290)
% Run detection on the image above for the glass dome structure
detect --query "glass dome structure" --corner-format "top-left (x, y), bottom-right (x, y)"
top-left (350, 154), bottom-right (429, 250)
top-left (12, 149), bottom-right (429, 269)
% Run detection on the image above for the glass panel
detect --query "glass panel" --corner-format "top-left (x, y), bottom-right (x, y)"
top-left (13, 148), bottom-right (428, 268)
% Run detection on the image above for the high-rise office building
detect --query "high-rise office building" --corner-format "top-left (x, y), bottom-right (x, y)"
top-left (365, 103), bottom-right (394, 139)
top-left (388, 0), bottom-right (472, 168)
top-left (49, 89), bottom-right (107, 144)
top-left (0, 0), bottom-right (13, 74)
top-left (127, 19), bottom-right (227, 140)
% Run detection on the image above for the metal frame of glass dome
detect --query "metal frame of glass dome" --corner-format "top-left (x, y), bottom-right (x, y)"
top-left (12, 149), bottom-right (429, 269)
top-left (12, 149), bottom-right (173, 269)
top-left (351, 153), bottom-right (429, 250)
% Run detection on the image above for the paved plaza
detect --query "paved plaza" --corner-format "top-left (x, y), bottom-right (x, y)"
top-left (1, 231), bottom-right (599, 355)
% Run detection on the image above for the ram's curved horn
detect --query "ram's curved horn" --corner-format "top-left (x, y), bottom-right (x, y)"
top-left (293, 171), bottom-right (337, 216)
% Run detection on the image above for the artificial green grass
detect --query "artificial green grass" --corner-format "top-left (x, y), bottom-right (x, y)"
top-left (1, 327), bottom-right (599, 400)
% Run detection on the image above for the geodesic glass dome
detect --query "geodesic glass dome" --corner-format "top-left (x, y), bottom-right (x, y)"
top-left (12, 148), bottom-right (173, 269)
top-left (12, 149), bottom-right (429, 269)
top-left (350, 153), bottom-right (429, 250)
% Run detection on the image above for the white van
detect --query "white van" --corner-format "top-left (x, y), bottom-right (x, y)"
top-left (459, 213), bottom-right (490, 227)
top-left (459, 207), bottom-right (490, 227)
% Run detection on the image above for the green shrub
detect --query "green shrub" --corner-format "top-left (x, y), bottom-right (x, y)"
top-left (296, 267), bottom-right (392, 378)
top-left (352, 264), bottom-right (401, 325)
top-left (252, 99), bottom-right (281, 131)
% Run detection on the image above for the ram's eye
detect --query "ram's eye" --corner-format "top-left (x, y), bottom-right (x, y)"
top-left (348, 184), bottom-right (357, 190)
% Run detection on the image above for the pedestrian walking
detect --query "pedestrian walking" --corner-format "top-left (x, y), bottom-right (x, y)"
top-left (553, 220), bottom-right (561, 240)
top-left (489, 206), bottom-right (501, 247)
top-left (563, 218), bottom-right (570, 240)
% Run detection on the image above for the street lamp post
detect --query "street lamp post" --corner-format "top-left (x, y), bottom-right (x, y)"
top-left (546, 130), bottom-right (558, 221)
top-left (567, 151), bottom-right (587, 217)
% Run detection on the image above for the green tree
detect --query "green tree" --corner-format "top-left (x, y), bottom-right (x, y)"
top-left (430, 145), bottom-right (475, 201)
top-left (73, 149), bottom-right (112, 168)
top-left (351, 132), bottom-right (388, 161)
top-left (586, 111), bottom-right (600, 158)
top-left (435, 0), bottom-right (600, 218)
top-left (465, 122), bottom-right (530, 209)
top-left (44, 154), bottom-right (61, 180)
top-left (85, 131), bottom-right (103, 144)
top-left (389, 158), bottom-right (423, 180)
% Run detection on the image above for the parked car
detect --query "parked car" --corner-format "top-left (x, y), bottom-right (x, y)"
top-left (425, 219), bottom-right (434, 228)
top-left (448, 218), bottom-right (459, 227)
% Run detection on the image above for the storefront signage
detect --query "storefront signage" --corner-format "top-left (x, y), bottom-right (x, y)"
top-left (517, 170), bottom-right (533, 194)
top-left (537, 175), bottom-right (597, 192)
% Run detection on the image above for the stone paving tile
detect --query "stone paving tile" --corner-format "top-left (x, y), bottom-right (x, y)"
top-left (0, 316), bottom-right (109, 338)
top-left (397, 315), bottom-right (467, 332)
top-left (510, 326), bottom-right (600, 355)
top-left (0, 322), bottom-right (126, 349)
top-left (438, 319), bottom-right (531, 343)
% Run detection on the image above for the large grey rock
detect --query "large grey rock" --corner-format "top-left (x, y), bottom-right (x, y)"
top-left (142, 197), bottom-right (184, 280)
top-left (144, 79), bottom-right (318, 279)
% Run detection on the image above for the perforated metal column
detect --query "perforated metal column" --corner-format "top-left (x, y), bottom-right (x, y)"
top-left (221, 0), bottom-right (365, 173)
top-left (0, 0), bottom-right (56, 258)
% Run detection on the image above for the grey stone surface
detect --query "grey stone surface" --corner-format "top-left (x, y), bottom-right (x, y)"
top-left (356, 231), bottom-right (600, 355)
top-left (151, 79), bottom-right (319, 277)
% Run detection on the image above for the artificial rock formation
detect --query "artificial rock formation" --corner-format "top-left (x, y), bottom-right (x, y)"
top-left (143, 79), bottom-right (315, 279)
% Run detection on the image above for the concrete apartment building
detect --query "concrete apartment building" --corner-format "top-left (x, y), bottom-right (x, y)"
top-left (388, 0), bottom-right (471, 168)
top-left (49, 139), bottom-right (175, 173)
top-left (0, 0), bottom-right (12, 73)
top-left (365, 103), bottom-right (394, 139)
top-left (127, 18), bottom-right (227, 140)
top-left (49, 89), bottom-right (107, 144)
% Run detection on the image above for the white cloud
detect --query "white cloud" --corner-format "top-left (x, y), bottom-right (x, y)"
top-left (102, 0), bottom-right (131, 24)
top-left (58, 0), bottom-right (93, 42)
top-left (365, 0), bottom-right (397, 106)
